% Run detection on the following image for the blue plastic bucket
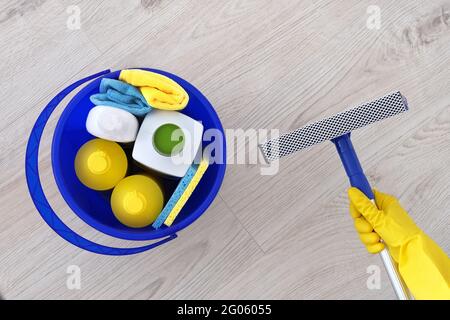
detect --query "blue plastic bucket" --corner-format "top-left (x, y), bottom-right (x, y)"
top-left (26, 69), bottom-right (226, 255)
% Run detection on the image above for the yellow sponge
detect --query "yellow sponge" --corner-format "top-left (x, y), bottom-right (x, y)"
top-left (164, 157), bottom-right (209, 226)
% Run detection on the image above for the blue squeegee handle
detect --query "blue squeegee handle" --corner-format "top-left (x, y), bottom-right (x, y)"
top-left (331, 133), bottom-right (374, 199)
top-left (331, 133), bottom-right (411, 300)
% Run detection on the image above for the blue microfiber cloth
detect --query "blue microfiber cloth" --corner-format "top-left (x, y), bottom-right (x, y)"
top-left (152, 164), bottom-right (198, 229)
top-left (90, 78), bottom-right (151, 116)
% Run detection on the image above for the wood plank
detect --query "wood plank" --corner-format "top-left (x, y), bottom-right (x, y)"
top-left (0, 0), bottom-right (448, 299)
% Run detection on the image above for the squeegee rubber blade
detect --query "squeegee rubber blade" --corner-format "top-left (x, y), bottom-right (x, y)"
top-left (260, 91), bottom-right (408, 162)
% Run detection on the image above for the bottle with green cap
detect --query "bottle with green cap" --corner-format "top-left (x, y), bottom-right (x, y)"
top-left (74, 138), bottom-right (128, 191)
top-left (132, 110), bottom-right (204, 178)
top-left (111, 175), bottom-right (164, 228)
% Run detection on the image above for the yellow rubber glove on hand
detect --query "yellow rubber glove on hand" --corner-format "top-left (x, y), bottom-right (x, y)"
top-left (348, 188), bottom-right (420, 257)
top-left (119, 69), bottom-right (189, 111)
top-left (348, 187), bottom-right (450, 300)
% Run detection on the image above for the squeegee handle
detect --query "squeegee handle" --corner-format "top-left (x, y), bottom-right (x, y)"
top-left (331, 133), bottom-right (374, 199)
top-left (332, 133), bottom-right (411, 300)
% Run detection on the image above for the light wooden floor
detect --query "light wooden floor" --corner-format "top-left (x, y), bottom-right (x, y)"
top-left (0, 0), bottom-right (449, 300)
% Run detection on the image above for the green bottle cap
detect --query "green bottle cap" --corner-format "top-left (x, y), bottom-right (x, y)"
top-left (153, 123), bottom-right (185, 156)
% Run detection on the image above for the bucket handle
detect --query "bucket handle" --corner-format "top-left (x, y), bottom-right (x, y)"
top-left (25, 70), bottom-right (177, 255)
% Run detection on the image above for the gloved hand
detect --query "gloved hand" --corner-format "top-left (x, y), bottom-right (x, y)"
top-left (348, 187), bottom-right (450, 300)
top-left (348, 187), bottom-right (420, 259)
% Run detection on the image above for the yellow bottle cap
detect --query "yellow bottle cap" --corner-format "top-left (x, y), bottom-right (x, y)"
top-left (75, 139), bottom-right (128, 191)
top-left (111, 175), bottom-right (164, 228)
top-left (87, 150), bottom-right (111, 174)
top-left (123, 191), bottom-right (147, 214)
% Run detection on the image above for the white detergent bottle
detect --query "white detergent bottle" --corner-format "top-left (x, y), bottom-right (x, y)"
top-left (86, 106), bottom-right (139, 143)
top-left (132, 110), bottom-right (203, 178)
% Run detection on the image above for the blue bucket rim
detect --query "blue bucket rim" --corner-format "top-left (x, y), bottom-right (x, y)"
top-left (51, 68), bottom-right (226, 241)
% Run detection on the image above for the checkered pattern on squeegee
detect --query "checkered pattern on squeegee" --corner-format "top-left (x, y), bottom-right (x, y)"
top-left (259, 91), bottom-right (408, 162)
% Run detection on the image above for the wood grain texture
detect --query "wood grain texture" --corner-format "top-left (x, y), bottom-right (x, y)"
top-left (0, 0), bottom-right (448, 299)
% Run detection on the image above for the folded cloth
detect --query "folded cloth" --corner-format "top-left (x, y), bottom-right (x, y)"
top-left (119, 69), bottom-right (189, 111)
top-left (90, 78), bottom-right (151, 116)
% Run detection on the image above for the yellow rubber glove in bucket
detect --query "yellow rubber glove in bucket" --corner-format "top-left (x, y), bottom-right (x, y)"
top-left (348, 187), bottom-right (450, 300)
top-left (119, 69), bottom-right (189, 111)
